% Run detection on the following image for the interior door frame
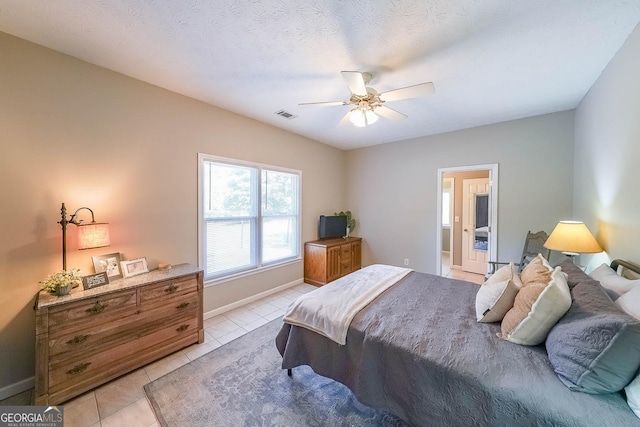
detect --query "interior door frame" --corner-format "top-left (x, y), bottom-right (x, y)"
top-left (435, 164), bottom-right (499, 276)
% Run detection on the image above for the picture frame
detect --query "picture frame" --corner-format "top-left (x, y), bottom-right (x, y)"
top-left (82, 272), bottom-right (110, 290)
top-left (120, 257), bottom-right (149, 278)
top-left (92, 252), bottom-right (123, 280)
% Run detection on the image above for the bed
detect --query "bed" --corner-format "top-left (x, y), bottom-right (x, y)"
top-left (276, 259), bottom-right (640, 426)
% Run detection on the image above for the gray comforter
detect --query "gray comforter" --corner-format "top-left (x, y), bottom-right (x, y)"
top-left (276, 271), bottom-right (640, 426)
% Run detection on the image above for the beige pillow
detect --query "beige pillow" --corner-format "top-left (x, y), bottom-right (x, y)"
top-left (520, 253), bottom-right (553, 286)
top-left (475, 263), bottom-right (522, 323)
top-left (499, 267), bottom-right (571, 345)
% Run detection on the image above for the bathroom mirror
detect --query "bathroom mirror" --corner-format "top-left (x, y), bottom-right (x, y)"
top-left (474, 193), bottom-right (489, 251)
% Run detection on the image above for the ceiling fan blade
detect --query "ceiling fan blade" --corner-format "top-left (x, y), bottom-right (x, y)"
top-left (338, 109), bottom-right (354, 126)
top-left (299, 101), bottom-right (348, 107)
top-left (379, 82), bottom-right (435, 102)
top-left (375, 105), bottom-right (407, 122)
top-left (341, 71), bottom-right (368, 96)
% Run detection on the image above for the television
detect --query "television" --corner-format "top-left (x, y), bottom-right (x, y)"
top-left (318, 215), bottom-right (347, 240)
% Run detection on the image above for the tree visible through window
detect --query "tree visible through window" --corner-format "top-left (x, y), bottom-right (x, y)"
top-left (199, 155), bottom-right (300, 281)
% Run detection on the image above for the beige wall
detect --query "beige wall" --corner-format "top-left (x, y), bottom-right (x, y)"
top-left (0, 32), bottom-right (346, 393)
top-left (443, 170), bottom-right (490, 266)
top-left (345, 110), bottom-right (575, 273)
top-left (574, 24), bottom-right (640, 271)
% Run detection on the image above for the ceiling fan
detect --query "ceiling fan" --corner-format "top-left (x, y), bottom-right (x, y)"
top-left (300, 71), bottom-right (435, 127)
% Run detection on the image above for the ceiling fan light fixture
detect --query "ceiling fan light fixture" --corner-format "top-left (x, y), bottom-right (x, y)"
top-left (349, 108), bottom-right (366, 127)
top-left (349, 107), bottom-right (378, 127)
top-left (365, 109), bottom-right (378, 125)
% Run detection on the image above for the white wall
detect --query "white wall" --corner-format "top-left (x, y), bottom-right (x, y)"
top-left (0, 32), bottom-right (346, 394)
top-left (574, 24), bottom-right (640, 271)
top-left (345, 111), bottom-right (575, 273)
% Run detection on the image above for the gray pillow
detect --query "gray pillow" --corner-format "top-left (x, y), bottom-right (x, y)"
top-left (554, 257), bottom-right (591, 289)
top-left (545, 281), bottom-right (640, 393)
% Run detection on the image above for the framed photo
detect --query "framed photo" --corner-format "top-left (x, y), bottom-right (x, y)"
top-left (120, 257), bottom-right (149, 278)
top-left (82, 272), bottom-right (110, 290)
top-left (92, 252), bottom-right (123, 280)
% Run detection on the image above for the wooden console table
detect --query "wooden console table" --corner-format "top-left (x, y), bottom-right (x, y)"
top-left (304, 237), bottom-right (362, 286)
top-left (34, 263), bottom-right (203, 405)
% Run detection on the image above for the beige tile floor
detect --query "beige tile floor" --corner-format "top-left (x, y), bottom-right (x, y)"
top-left (441, 252), bottom-right (486, 284)
top-left (1, 265), bottom-right (483, 426)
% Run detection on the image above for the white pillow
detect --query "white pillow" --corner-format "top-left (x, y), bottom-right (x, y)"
top-left (625, 373), bottom-right (640, 419)
top-left (589, 263), bottom-right (640, 297)
top-left (475, 263), bottom-right (522, 323)
top-left (616, 286), bottom-right (640, 320)
top-left (500, 267), bottom-right (571, 346)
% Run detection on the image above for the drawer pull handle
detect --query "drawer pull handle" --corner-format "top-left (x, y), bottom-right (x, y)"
top-left (176, 302), bottom-right (190, 310)
top-left (67, 335), bottom-right (89, 346)
top-left (176, 324), bottom-right (189, 332)
top-left (165, 284), bottom-right (178, 294)
top-left (66, 362), bottom-right (91, 376)
top-left (86, 301), bottom-right (108, 314)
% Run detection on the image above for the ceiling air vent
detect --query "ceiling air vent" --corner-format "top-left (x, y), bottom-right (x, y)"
top-left (275, 110), bottom-right (297, 119)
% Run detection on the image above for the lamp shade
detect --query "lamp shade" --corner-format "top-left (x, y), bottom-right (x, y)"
top-left (544, 221), bottom-right (602, 254)
top-left (77, 222), bottom-right (111, 249)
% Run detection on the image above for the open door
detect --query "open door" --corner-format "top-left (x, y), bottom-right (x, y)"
top-left (435, 164), bottom-right (498, 277)
top-left (461, 178), bottom-right (489, 275)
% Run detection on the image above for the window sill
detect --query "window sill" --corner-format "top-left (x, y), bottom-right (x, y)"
top-left (203, 257), bottom-right (302, 287)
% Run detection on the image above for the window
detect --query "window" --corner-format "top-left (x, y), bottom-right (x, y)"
top-left (198, 154), bottom-right (301, 282)
top-left (442, 190), bottom-right (451, 226)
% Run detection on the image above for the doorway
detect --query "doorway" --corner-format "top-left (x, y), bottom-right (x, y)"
top-left (436, 164), bottom-right (498, 279)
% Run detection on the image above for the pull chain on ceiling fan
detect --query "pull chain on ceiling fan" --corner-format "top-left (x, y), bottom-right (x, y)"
top-left (300, 71), bottom-right (435, 127)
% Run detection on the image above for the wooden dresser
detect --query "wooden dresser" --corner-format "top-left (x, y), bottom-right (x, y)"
top-left (34, 263), bottom-right (203, 405)
top-left (304, 237), bottom-right (362, 286)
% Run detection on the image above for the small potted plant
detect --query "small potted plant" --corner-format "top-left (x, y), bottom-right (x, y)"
top-left (40, 269), bottom-right (82, 296)
top-left (335, 210), bottom-right (356, 237)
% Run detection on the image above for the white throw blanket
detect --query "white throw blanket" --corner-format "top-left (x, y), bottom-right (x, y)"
top-left (283, 264), bottom-right (413, 345)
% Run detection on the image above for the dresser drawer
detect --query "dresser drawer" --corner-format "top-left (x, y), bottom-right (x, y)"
top-left (47, 291), bottom-right (137, 336)
top-left (48, 316), bottom-right (198, 393)
top-left (140, 277), bottom-right (197, 304)
top-left (48, 292), bottom-right (199, 360)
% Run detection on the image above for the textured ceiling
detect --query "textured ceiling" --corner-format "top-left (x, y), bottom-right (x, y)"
top-left (0, 1), bottom-right (639, 150)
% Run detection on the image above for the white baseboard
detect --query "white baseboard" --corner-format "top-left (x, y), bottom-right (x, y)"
top-left (0, 376), bottom-right (34, 401)
top-left (203, 278), bottom-right (303, 320)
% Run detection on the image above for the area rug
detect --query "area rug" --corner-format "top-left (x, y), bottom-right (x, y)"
top-left (144, 319), bottom-right (407, 426)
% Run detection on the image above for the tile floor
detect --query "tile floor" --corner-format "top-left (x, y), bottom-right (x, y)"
top-left (441, 252), bottom-right (486, 284)
top-left (1, 264), bottom-right (484, 426)
top-left (0, 283), bottom-right (316, 427)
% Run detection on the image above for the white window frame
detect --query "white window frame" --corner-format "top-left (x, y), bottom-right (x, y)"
top-left (198, 153), bottom-right (302, 285)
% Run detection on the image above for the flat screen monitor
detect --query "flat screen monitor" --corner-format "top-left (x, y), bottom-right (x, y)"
top-left (318, 215), bottom-right (347, 240)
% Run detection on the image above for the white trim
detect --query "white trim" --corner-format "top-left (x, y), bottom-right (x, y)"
top-left (0, 376), bottom-right (34, 401)
top-left (436, 163), bottom-right (499, 276)
top-left (204, 258), bottom-right (301, 287)
top-left (203, 277), bottom-right (304, 320)
top-left (197, 153), bottom-right (302, 282)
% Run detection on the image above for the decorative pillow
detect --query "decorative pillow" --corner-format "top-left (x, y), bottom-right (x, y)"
top-left (616, 286), bottom-right (640, 320)
top-left (546, 281), bottom-right (640, 394)
top-left (625, 374), bottom-right (640, 419)
top-left (589, 263), bottom-right (640, 298)
top-left (475, 263), bottom-right (522, 323)
top-left (519, 253), bottom-right (553, 287)
top-left (499, 267), bottom-right (571, 345)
